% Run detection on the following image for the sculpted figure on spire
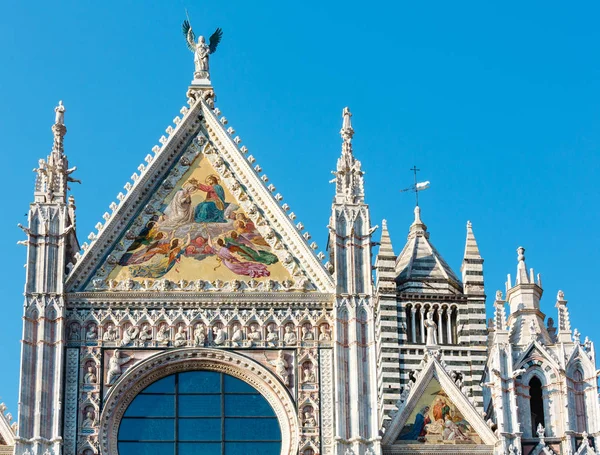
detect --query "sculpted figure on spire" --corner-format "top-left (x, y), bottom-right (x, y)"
top-left (182, 20), bottom-right (223, 81)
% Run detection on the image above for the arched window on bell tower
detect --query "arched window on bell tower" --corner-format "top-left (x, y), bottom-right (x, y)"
top-left (529, 376), bottom-right (545, 436)
top-left (573, 369), bottom-right (587, 433)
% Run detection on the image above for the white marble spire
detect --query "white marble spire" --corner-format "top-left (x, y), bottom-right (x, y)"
top-left (332, 107), bottom-right (364, 204)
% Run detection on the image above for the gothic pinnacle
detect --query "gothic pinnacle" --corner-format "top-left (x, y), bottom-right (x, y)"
top-left (340, 107), bottom-right (354, 143)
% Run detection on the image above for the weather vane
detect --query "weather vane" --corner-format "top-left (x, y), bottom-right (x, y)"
top-left (400, 165), bottom-right (430, 206)
top-left (182, 12), bottom-right (223, 81)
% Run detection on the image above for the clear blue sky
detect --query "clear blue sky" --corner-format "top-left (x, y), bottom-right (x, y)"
top-left (1, 1), bottom-right (599, 417)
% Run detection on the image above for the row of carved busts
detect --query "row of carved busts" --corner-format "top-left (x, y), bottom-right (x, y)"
top-left (69, 320), bottom-right (332, 348)
top-left (81, 354), bottom-right (319, 388)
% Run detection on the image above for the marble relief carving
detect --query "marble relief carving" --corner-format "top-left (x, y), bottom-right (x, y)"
top-left (66, 307), bottom-right (333, 350)
top-left (64, 305), bottom-right (332, 453)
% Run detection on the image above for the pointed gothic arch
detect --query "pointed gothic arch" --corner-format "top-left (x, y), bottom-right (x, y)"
top-left (529, 375), bottom-right (546, 437)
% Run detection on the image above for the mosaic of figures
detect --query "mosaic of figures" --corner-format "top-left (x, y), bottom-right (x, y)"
top-left (397, 378), bottom-right (482, 445)
top-left (66, 307), bottom-right (333, 349)
top-left (107, 153), bottom-right (291, 282)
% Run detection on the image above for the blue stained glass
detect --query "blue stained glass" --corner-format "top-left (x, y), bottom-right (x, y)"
top-left (118, 418), bottom-right (175, 440)
top-left (179, 371), bottom-right (221, 393)
top-left (179, 442), bottom-right (222, 455)
top-left (118, 442), bottom-right (175, 455)
top-left (224, 375), bottom-right (256, 393)
top-left (179, 395), bottom-right (221, 417)
top-left (125, 395), bottom-right (174, 417)
top-left (140, 375), bottom-right (175, 394)
top-left (224, 442), bottom-right (281, 455)
top-left (225, 417), bottom-right (281, 441)
top-left (179, 418), bottom-right (222, 441)
top-left (117, 371), bottom-right (281, 454)
top-left (225, 394), bottom-right (275, 417)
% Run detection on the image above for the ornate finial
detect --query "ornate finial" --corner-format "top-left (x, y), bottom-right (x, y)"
top-left (33, 101), bottom-right (80, 202)
top-left (332, 107), bottom-right (364, 204)
top-left (382, 219), bottom-right (387, 228)
top-left (573, 328), bottom-right (581, 344)
top-left (557, 290), bottom-right (565, 301)
top-left (495, 290), bottom-right (503, 301)
top-left (182, 19), bottom-right (223, 82)
top-left (340, 107), bottom-right (354, 142)
top-left (467, 220), bottom-right (472, 229)
top-left (517, 246), bottom-right (525, 263)
top-left (414, 206), bottom-right (422, 224)
top-left (536, 423), bottom-right (545, 443)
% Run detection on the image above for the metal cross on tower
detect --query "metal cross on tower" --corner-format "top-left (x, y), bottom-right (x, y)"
top-left (410, 165), bottom-right (420, 206)
top-left (400, 165), bottom-right (430, 207)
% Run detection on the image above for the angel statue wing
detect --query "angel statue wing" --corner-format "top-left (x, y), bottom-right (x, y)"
top-left (208, 28), bottom-right (223, 54)
top-left (182, 20), bottom-right (196, 52)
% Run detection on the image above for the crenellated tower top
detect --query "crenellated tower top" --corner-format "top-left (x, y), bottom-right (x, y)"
top-left (331, 107), bottom-right (364, 205)
top-left (33, 101), bottom-right (80, 204)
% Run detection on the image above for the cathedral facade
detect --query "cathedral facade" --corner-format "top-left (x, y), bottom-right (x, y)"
top-left (10, 59), bottom-right (600, 455)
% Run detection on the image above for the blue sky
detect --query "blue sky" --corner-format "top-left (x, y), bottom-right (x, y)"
top-left (1, 1), bottom-right (599, 416)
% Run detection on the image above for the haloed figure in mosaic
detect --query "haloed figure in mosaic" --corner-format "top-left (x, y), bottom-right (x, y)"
top-left (111, 156), bottom-right (287, 281)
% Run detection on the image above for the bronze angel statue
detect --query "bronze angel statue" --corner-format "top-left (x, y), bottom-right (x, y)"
top-left (182, 20), bottom-right (223, 80)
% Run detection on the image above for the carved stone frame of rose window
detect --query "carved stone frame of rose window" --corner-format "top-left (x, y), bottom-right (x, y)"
top-left (98, 347), bottom-right (300, 455)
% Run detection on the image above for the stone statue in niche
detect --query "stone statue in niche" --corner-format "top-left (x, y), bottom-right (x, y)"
top-left (193, 324), bottom-right (206, 347)
top-left (269, 351), bottom-right (290, 386)
top-left (82, 409), bottom-right (96, 428)
top-left (213, 326), bottom-right (226, 345)
top-left (85, 325), bottom-right (97, 341)
top-left (102, 324), bottom-right (118, 342)
top-left (69, 324), bottom-right (80, 340)
top-left (319, 324), bottom-right (331, 341)
top-left (83, 367), bottom-right (97, 384)
top-left (174, 326), bottom-right (187, 347)
top-left (425, 312), bottom-right (437, 346)
top-left (121, 326), bottom-right (139, 347)
top-left (156, 325), bottom-right (170, 346)
top-left (106, 350), bottom-right (134, 385)
top-left (284, 325), bottom-right (298, 346)
top-left (248, 325), bottom-right (261, 346)
top-left (231, 325), bottom-right (243, 346)
top-left (303, 407), bottom-right (316, 427)
top-left (302, 364), bottom-right (316, 383)
top-left (266, 324), bottom-right (279, 347)
top-left (302, 325), bottom-right (314, 341)
top-left (139, 325), bottom-right (152, 344)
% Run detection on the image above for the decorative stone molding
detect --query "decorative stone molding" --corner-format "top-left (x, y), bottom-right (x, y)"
top-left (98, 348), bottom-right (300, 455)
top-left (65, 306), bottom-right (333, 351)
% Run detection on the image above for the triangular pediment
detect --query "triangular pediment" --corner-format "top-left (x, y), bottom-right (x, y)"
top-left (382, 353), bottom-right (496, 447)
top-left (65, 90), bottom-right (334, 293)
top-left (514, 340), bottom-right (562, 374)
